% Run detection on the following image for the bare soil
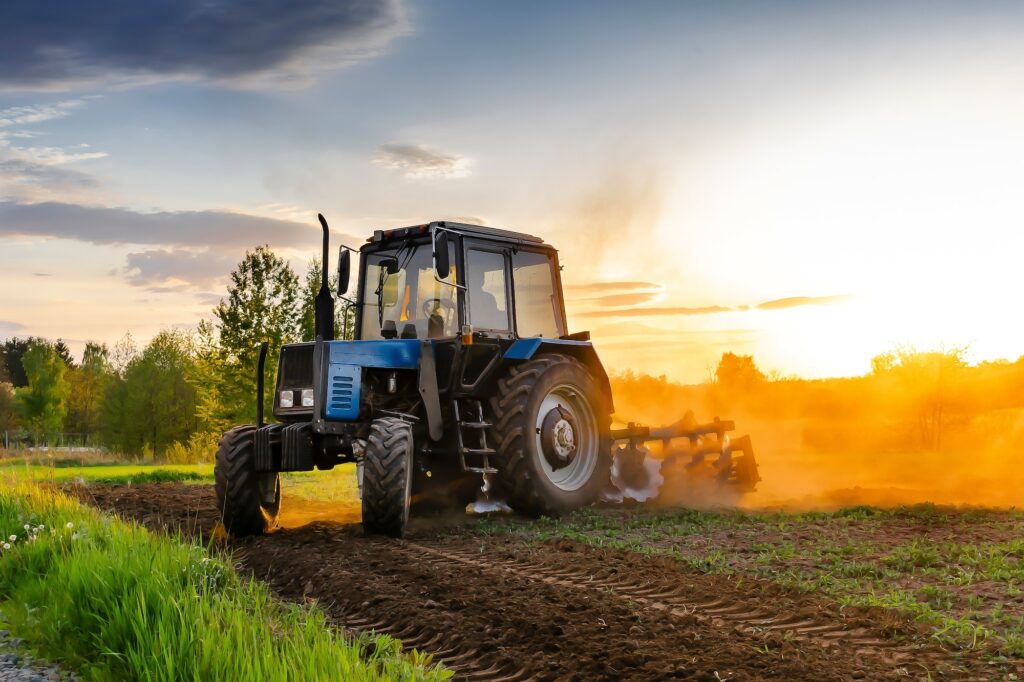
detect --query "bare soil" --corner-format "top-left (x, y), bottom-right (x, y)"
top-left (70, 484), bottom-right (1012, 681)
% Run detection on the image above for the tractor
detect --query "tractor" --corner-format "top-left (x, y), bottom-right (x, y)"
top-left (215, 215), bottom-right (760, 538)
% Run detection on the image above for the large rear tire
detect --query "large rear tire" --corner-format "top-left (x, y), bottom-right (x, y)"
top-left (214, 425), bottom-right (280, 537)
top-left (362, 417), bottom-right (414, 537)
top-left (490, 355), bottom-right (612, 516)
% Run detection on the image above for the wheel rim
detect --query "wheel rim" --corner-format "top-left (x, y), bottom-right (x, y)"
top-left (534, 383), bottom-right (599, 491)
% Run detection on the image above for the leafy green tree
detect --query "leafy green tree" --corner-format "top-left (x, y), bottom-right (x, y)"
top-left (66, 342), bottom-right (110, 441)
top-left (298, 256), bottom-right (354, 341)
top-left (13, 341), bottom-right (69, 443)
top-left (0, 376), bottom-right (14, 436)
top-left (101, 331), bottom-right (197, 457)
top-left (2, 337), bottom-right (42, 387)
top-left (214, 246), bottom-right (301, 424)
top-left (190, 319), bottom-right (231, 435)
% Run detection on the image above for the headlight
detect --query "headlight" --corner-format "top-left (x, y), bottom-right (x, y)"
top-left (300, 389), bottom-right (314, 407)
top-left (279, 390), bottom-right (294, 408)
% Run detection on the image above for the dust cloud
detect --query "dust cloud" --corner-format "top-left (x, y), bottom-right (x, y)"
top-left (610, 349), bottom-right (1024, 510)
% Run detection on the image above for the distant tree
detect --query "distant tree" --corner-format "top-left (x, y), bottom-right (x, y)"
top-left (66, 342), bottom-right (110, 441)
top-left (714, 352), bottom-right (767, 391)
top-left (101, 331), bottom-right (197, 457)
top-left (13, 341), bottom-right (69, 443)
top-left (0, 380), bottom-right (14, 436)
top-left (2, 337), bottom-right (38, 387)
top-left (298, 256), bottom-right (354, 341)
top-left (213, 246), bottom-right (301, 423)
top-left (189, 319), bottom-right (231, 435)
top-left (53, 339), bottom-right (74, 367)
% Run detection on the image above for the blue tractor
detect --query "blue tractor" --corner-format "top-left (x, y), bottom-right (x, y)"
top-left (215, 216), bottom-right (759, 538)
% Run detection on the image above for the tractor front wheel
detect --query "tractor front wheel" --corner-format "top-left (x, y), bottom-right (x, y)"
top-left (214, 425), bottom-right (280, 537)
top-left (490, 354), bottom-right (611, 516)
top-left (361, 417), bottom-right (414, 537)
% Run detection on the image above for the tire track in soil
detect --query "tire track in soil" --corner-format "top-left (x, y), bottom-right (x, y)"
top-left (70, 484), bottom-right (1002, 681)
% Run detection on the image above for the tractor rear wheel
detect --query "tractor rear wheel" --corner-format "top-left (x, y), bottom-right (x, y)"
top-left (490, 354), bottom-right (611, 516)
top-left (214, 425), bottom-right (280, 537)
top-left (361, 417), bottom-right (414, 537)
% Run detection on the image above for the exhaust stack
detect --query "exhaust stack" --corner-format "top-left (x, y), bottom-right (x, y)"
top-left (315, 213), bottom-right (335, 341)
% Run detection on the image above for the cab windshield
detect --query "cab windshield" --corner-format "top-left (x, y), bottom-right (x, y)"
top-left (360, 243), bottom-right (458, 340)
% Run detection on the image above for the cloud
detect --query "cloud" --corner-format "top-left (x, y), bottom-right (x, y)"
top-left (0, 0), bottom-right (406, 90)
top-left (578, 294), bottom-right (849, 318)
top-left (0, 320), bottom-right (26, 336)
top-left (577, 305), bottom-right (734, 318)
top-left (373, 143), bottom-right (470, 178)
top-left (584, 292), bottom-right (662, 307)
top-left (756, 295), bottom-right (848, 310)
top-left (0, 100), bottom-right (85, 127)
top-left (123, 248), bottom-right (236, 289)
top-left (0, 201), bottom-right (340, 250)
top-left (567, 281), bottom-right (660, 294)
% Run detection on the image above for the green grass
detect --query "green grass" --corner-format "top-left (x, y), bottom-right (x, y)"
top-left (0, 460), bottom-right (214, 485)
top-left (479, 504), bottom-right (1024, 659)
top-left (0, 478), bottom-right (449, 681)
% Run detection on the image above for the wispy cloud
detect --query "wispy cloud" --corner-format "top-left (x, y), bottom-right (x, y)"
top-left (756, 295), bottom-right (849, 310)
top-left (0, 98), bottom-right (107, 202)
top-left (0, 100), bottom-right (85, 127)
top-left (577, 294), bottom-right (848, 318)
top-left (0, 320), bottom-right (26, 336)
top-left (577, 305), bottom-right (734, 318)
top-left (0, 0), bottom-right (407, 91)
top-left (373, 143), bottom-right (470, 178)
top-left (567, 281), bottom-right (660, 294)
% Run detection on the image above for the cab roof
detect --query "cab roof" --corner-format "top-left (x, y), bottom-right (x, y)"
top-left (368, 220), bottom-right (545, 246)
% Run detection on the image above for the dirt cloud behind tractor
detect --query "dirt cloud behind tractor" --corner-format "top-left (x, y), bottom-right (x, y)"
top-left (609, 348), bottom-right (1024, 510)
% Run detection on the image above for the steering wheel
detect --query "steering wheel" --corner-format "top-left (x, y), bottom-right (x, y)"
top-left (422, 298), bottom-right (455, 318)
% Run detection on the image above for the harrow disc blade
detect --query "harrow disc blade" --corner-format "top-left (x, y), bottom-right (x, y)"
top-left (608, 445), bottom-right (664, 503)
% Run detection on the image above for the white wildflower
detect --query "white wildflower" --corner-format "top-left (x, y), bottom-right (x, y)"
top-left (65, 522), bottom-right (74, 530)
top-left (71, 533), bottom-right (79, 540)
top-left (23, 524), bottom-right (30, 531)
top-left (7, 535), bottom-right (14, 542)
top-left (2, 543), bottom-right (9, 550)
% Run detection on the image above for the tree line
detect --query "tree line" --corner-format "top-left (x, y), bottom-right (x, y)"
top-left (0, 246), bottom-right (353, 461)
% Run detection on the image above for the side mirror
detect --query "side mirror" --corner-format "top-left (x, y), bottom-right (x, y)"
top-left (379, 257), bottom-right (400, 275)
top-left (433, 230), bottom-right (450, 279)
top-left (337, 247), bottom-right (350, 296)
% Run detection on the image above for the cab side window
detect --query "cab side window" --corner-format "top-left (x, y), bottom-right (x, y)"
top-left (466, 248), bottom-right (509, 331)
top-left (512, 250), bottom-right (564, 338)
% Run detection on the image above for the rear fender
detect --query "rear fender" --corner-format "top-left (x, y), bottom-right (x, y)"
top-left (502, 338), bottom-right (614, 413)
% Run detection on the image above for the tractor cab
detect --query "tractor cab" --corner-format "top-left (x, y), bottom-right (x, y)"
top-left (355, 222), bottom-right (567, 343)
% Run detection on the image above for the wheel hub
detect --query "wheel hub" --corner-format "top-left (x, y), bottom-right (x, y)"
top-left (541, 405), bottom-right (578, 470)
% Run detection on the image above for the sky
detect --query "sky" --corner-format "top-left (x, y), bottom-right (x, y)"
top-left (2, 0), bottom-right (1024, 382)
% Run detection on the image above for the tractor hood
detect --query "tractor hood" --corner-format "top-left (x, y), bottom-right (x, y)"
top-left (323, 339), bottom-right (422, 421)
top-left (326, 339), bottom-right (421, 369)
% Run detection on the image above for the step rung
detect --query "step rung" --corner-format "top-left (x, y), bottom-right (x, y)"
top-left (464, 466), bottom-right (498, 474)
top-left (461, 447), bottom-right (496, 455)
top-left (458, 421), bottom-right (491, 429)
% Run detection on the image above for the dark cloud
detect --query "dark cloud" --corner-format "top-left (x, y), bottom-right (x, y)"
top-left (373, 143), bottom-right (469, 178)
top-left (0, 200), bottom-right (344, 249)
top-left (756, 295), bottom-right (848, 310)
top-left (123, 248), bottom-right (236, 289)
top-left (0, 0), bottom-right (405, 89)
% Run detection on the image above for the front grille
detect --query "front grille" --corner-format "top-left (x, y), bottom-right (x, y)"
top-left (278, 343), bottom-right (314, 389)
top-left (325, 364), bottom-right (362, 420)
